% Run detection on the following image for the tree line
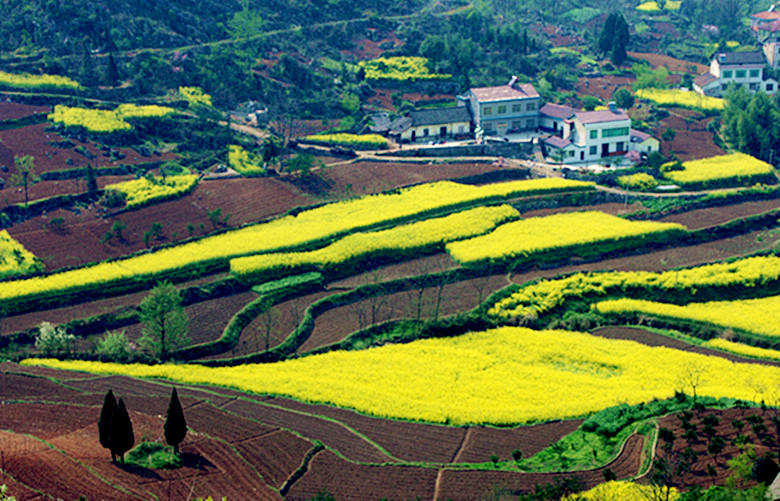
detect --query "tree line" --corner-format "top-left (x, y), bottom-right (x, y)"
top-left (98, 387), bottom-right (187, 463)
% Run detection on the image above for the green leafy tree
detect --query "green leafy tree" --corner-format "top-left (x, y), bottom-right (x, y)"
top-left (98, 390), bottom-right (118, 460)
top-left (164, 388), bottom-right (188, 454)
top-left (613, 88), bottom-right (635, 110)
top-left (35, 321), bottom-right (75, 357)
top-left (95, 330), bottom-right (131, 362)
top-left (111, 220), bottom-right (127, 241)
top-left (662, 128), bottom-right (677, 142)
top-left (109, 398), bottom-right (134, 463)
top-left (138, 282), bottom-right (189, 361)
top-left (9, 155), bottom-right (39, 206)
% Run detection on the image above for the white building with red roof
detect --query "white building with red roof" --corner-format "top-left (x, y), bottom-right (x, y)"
top-left (464, 76), bottom-right (542, 137)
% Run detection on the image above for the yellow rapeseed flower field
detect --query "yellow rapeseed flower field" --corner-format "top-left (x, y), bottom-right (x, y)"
top-left (706, 339), bottom-right (780, 362)
top-left (231, 205), bottom-right (518, 278)
top-left (0, 179), bottom-right (591, 304)
top-left (49, 104), bottom-right (176, 133)
top-left (636, 88), bottom-right (726, 111)
top-left (662, 152), bottom-right (775, 186)
top-left (302, 133), bottom-right (388, 149)
top-left (563, 481), bottom-right (679, 500)
top-left (594, 295), bottom-right (780, 337)
top-left (23, 327), bottom-right (780, 425)
top-left (490, 255), bottom-right (780, 319)
top-left (0, 230), bottom-right (43, 279)
top-left (104, 175), bottom-right (199, 209)
top-left (228, 145), bottom-right (265, 176)
top-left (358, 56), bottom-right (451, 81)
top-left (446, 211), bottom-right (685, 265)
top-left (0, 70), bottom-right (80, 90)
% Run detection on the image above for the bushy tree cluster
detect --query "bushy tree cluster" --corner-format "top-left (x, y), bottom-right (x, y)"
top-left (98, 388), bottom-right (187, 462)
top-left (721, 86), bottom-right (780, 164)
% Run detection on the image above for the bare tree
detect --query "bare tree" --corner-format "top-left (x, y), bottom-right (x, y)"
top-left (256, 308), bottom-right (280, 352)
top-left (677, 362), bottom-right (707, 407)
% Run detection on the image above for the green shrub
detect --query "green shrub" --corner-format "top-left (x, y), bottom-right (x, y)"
top-left (126, 441), bottom-right (183, 469)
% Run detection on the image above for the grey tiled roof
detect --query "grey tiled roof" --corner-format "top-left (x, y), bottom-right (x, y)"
top-left (408, 106), bottom-right (471, 127)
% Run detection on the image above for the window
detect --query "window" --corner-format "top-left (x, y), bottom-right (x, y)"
top-left (616, 141), bottom-right (625, 151)
top-left (527, 119), bottom-right (536, 128)
top-left (589, 130), bottom-right (598, 139)
top-left (750, 69), bottom-right (760, 78)
top-left (749, 83), bottom-right (759, 90)
top-left (722, 70), bottom-right (733, 78)
top-left (602, 127), bottom-right (629, 138)
top-left (511, 121), bottom-right (522, 130)
top-left (483, 106), bottom-right (492, 116)
top-left (768, 83), bottom-right (775, 92)
top-left (526, 102), bottom-right (536, 111)
top-left (568, 150), bottom-right (574, 157)
top-left (498, 105), bottom-right (507, 114)
top-left (512, 104), bottom-right (522, 112)
top-left (589, 145), bottom-right (597, 155)
top-left (736, 70), bottom-right (746, 78)
top-left (423, 128), bottom-right (429, 137)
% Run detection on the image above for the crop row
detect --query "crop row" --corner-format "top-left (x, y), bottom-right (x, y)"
top-left (0, 70), bottom-right (80, 90)
top-left (593, 295), bottom-right (780, 338)
top-left (635, 88), bottom-right (725, 111)
top-left (705, 338), bottom-right (780, 361)
top-left (445, 211), bottom-right (686, 265)
top-left (227, 145), bottom-right (266, 177)
top-left (662, 153), bottom-right (777, 190)
top-left (0, 230), bottom-right (44, 279)
top-left (103, 174), bottom-right (200, 210)
top-left (230, 205), bottom-right (520, 282)
top-left (489, 255), bottom-right (780, 320)
top-left (23, 326), bottom-right (780, 425)
top-left (0, 178), bottom-right (592, 310)
top-left (48, 104), bottom-right (177, 133)
top-left (357, 56), bottom-right (451, 81)
top-left (300, 133), bottom-right (388, 149)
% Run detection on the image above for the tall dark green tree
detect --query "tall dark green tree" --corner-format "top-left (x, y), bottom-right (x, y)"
top-left (598, 13), bottom-right (618, 55)
top-left (85, 163), bottom-right (98, 195)
top-left (98, 389), bottom-right (117, 460)
top-left (109, 398), bottom-right (134, 463)
top-left (164, 388), bottom-right (188, 454)
top-left (598, 13), bottom-right (630, 66)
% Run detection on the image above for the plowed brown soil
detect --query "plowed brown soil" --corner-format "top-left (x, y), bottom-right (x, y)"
top-left (286, 450), bottom-right (438, 501)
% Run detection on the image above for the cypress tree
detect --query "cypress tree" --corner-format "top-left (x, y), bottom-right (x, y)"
top-left (98, 389), bottom-right (117, 460)
top-left (109, 398), bottom-right (135, 463)
top-left (164, 388), bottom-right (188, 454)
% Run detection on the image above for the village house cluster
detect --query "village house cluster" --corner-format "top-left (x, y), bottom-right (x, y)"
top-left (374, 75), bottom-right (659, 166)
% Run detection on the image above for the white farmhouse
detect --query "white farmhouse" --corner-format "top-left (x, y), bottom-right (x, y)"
top-left (543, 104), bottom-right (632, 164)
top-left (463, 76), bottom-right (541, 137)
top-left (693, 52), bottom-right (777, 96)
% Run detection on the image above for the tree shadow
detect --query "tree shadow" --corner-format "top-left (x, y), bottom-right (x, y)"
top-left (113, 461), bottom-right (163, 480)
top-left (179, 452), bottom-right (215, 471)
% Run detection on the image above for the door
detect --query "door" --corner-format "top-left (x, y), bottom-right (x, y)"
top-left (601, 143), bottom-right (609, 157)
top-left (440, 126), bottom-right (447, 137)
